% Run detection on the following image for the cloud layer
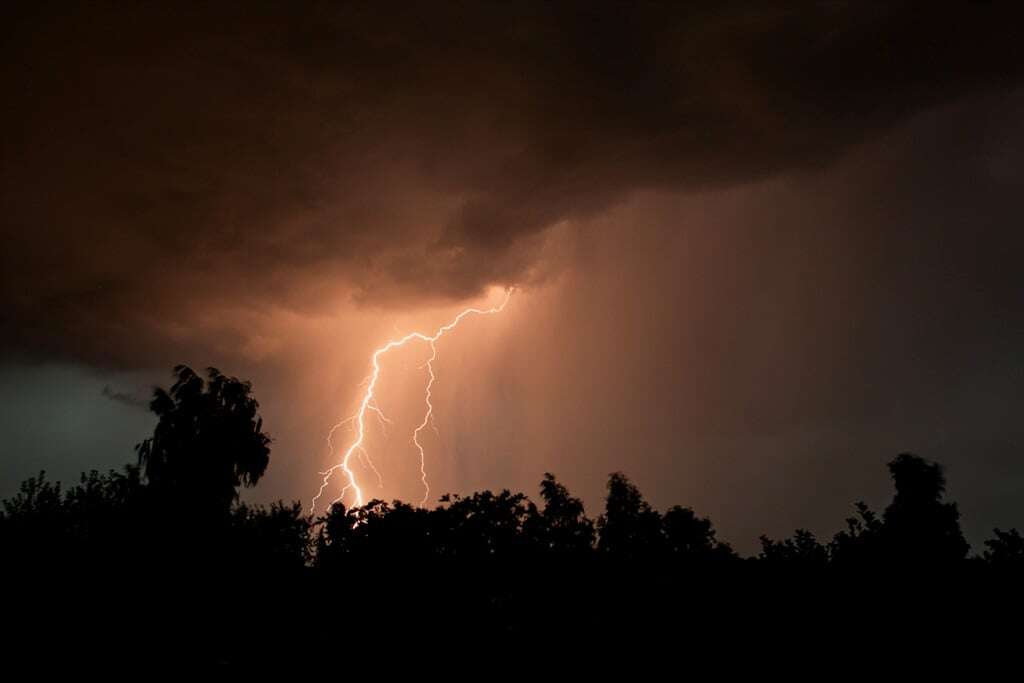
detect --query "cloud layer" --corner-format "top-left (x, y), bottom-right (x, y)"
top-left (2, 2), bottom-right (1021, 366)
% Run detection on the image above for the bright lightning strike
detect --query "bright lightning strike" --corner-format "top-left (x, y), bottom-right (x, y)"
top-left (411, 338), bottom-right (438, 506)
top-left (309, 288), bottom-right (514, 515)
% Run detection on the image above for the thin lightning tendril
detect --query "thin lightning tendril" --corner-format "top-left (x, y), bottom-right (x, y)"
top-left (357, 446), bottom-right (385, 489)
top-left (309, 288), bottom-right (513, 515)
top-left (411, 339), bottom-right (439, 506)
top-left (367, 402), bottom-right (391, 437)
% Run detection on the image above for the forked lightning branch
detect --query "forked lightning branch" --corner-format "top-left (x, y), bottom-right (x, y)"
top-left (309, 289), bottom-right (514, 514)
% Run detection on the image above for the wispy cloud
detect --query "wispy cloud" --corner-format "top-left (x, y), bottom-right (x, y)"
top-left (100, 385), bottom-right (149, 410)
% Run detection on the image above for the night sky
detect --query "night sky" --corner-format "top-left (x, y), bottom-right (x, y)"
top-left (2, 2), bottom-right (1022, 552)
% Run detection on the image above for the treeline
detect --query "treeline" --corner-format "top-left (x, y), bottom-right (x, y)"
top-left (3, 366), bottom-right (1022, 664)
top-left (2, 367), bottom-right (1020, 570)
top-left (4, 455), bottom-right (1023, 570)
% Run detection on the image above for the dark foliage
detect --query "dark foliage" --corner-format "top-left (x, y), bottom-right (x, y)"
top-left (137, 365), bottom-right (270, 521)
top-left (759, 529), bottom-right (829, 568)
top-left (596, 471), bottom-right (665, 557)
top-left (983, 528), bottom-right (1024, 567)
top-left (3, 366), bottom-right (1021, 664)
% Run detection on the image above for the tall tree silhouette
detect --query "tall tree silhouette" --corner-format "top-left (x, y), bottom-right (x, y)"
top-left (136, 366), bottom-right (271, 520)
top-left (880, 453), bottom-right (969, 564)
top-left (526, 473), bottom-right (595, 554)
top-left (597, 472), bottom-right (663, 557)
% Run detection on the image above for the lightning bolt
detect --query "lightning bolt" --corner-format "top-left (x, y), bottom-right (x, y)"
top-left (411, 338), bottom-right (438, 506)
top-left (310, 288), bottom-right (513, 515)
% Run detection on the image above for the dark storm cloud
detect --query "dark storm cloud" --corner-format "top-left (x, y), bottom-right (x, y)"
top-left (1, 1), bottom-right (1021, 366)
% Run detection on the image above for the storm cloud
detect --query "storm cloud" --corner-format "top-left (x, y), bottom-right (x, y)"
top-left (2, 1), bottom-right (1021, 367)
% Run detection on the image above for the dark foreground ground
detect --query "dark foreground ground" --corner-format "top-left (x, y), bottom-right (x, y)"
top-left (8, 560), bottom-right (1021, 670)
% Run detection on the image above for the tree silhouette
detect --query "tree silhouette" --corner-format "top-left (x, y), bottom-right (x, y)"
top-left (433, 489), bottom-right (539, 558)
top-left (881, 453), bottom-right (969, 564)
top-left (759, 529), bottom-right (829, 568)
top-left (315, 499), bottom-right (433, 564)
top-left (136, 365), bottom-right (271, 520)
top-left (663, 505), bottom-right (737, 563)
top-left (230, 501), bottom-right (312, 571)
top-left (0, 471), bottom-right (65, 565)
top-left (597, 472), bottom-right (663, 557)
top-left (6, 370), bottom-right (1024, 667)
top-left (982, 528), bottom-right (1024, 567)
top-left (829, 500), bottom-right (884, 566)
top-left (526, 473), bottom-right (595, 554)
top-left (0, 466), bottom-right (150, 570)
